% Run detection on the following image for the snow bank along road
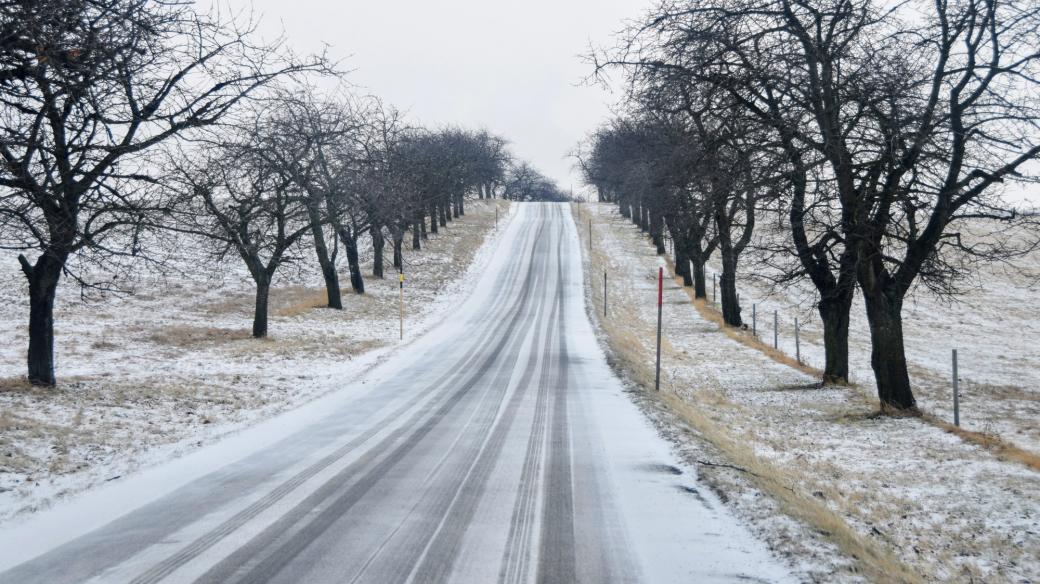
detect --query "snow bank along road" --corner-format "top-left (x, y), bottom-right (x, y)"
top-left (0, 203), bottom-right (792, 583)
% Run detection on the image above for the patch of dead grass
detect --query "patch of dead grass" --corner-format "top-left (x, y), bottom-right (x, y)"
top-left (147, 325), bottom-right (252, 348)
top-left (273, 286), bottom-right (331, 317)
top-left (926, 416), bottom-right (1040, 472)
top-left (0, 377), bottom-right (35, 394)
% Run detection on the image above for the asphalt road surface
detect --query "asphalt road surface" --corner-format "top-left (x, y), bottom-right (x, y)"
top-left (0, 203), bottom-right (793, 583)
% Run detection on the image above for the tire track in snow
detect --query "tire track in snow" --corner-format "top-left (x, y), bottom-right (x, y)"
top-left (121, 214), bottom-right (544, 584)
top-left (195, 220), bottom-right (550, 584)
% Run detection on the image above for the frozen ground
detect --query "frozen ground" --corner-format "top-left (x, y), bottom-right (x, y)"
top-left (0, 199), bottom-right (510, 524)
top-left (0, 203), bottom-right (794, 583)
top-left (705, 222), bottom-right (1040, 453)
top-left (575, 202), bottom-right (1040, 583)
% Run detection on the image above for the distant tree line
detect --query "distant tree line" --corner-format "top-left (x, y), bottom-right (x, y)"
top-left (583, 0), bottom-right (1040, 413)
top-left (0, 0), bottom-right (568, 386)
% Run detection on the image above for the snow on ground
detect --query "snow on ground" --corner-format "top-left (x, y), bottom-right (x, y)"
top-left (0, 199), bottom-right (512, 524)
top-left (575, 202), bottom-right (1040, 583)
top-left (700, 222), bottom-right (1040, 453)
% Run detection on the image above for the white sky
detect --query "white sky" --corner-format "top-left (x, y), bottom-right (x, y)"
top-left (243, 0), bottom-right (649, 197)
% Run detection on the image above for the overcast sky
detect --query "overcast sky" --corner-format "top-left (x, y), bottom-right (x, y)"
top-left (244, 0), bottom-right (649, 197)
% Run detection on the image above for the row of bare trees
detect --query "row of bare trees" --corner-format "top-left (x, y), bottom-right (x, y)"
top-left (582, 0), bottom-right (1040, 413)
top-left (0, 0), bottom-right (566, 386)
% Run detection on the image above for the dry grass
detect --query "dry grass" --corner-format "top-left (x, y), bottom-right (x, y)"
top-left (575, 202), bottom-right (926, 583)
top-left (662, 255), bottom-right (828, 381)
top-left (596, 305), bottom-right (922, 582)
top-left (147, 325), bottom-right (253, 348)
top-left (273, 286), bottom-right (332, 317)
top-left (0, 376), bottom-right (35, 394)
top-left (660, 252), bottom-right (1040, 473)
top-left (662, 393), bottom-right (923, 584)
top-left (927, 416), bottom-right (1040, 472)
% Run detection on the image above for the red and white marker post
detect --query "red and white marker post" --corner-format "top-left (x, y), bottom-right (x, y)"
top-left (655, 266), bottom-right (663, 391)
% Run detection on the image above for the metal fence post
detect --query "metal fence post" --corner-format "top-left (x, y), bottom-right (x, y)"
top-left (795, 317), bottom-right (801, 363)
top-left (953, 349), bottom-right (960, 426)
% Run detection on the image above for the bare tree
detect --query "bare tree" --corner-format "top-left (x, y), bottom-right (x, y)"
top-left (0, 0), bottom-right (329, 384)
top-left (264, 90), bottom-right (364, 307)
top-left (168, 108), bottom-right (314, 338)
top-left (597, 0), bottom-right (1040, 408)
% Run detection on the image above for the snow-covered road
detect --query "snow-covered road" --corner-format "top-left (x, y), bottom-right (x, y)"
top-left (0, 203), bottom-right (792, 583)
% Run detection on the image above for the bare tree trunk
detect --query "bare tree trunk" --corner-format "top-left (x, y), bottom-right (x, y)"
top-left (441, 202), bottom-right (450, 225)
top-left (20, 254), bottom-right (63, 385)
top-left (393, 234), bottom-right (403, 270)
top-left (308, 216), bottom-right (342, 309)
top-left (372, 225), bottom-right (385, 278)
top-left (619, 203), bottom-right (631, 219)
top-left (715, 210), bottom-right (742, 326)
top-left (861, 283), bottom-right (916, 411)
top-left (252, 273), bottom-right (271, 338)
top-left (339, 228), bottom-right (365, 294)
top-left (429, 205), bottom-right (439, 234)
top-left (675, 240), bottom-right (692, 286)
top-left (819, 293), bottom-right (852, 384)
top-left (718, 253), bottom-right (741, 326)
top-left (692, 260), bottom-right (707, 298)
top-left (412, 220), bottom-right (422, 250)
top-left (651, 211), bottom-right (665, 254)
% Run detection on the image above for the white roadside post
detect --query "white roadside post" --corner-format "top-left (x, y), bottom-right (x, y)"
top-left (655, 267), bottom-right (663, 391)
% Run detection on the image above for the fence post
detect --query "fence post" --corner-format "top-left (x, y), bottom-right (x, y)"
top-left (795, 317), bottom-right (801, 363)
top-left (655, 267), bottom-right (663, 391)
top-left (953, 349), bottom-right (960, 426)
top-left (752, 304), bottom-right (757, 336)
top-left (773, 310), bottom-right (778, 349)
top-left (603, 270), bottom-right (608, 317)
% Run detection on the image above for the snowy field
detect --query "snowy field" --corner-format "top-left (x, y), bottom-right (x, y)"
top-left (575, 202), bottom-right (1040, 583)
top-left (0, 199), bottom-right (511, 524)
top-left (700, 222), bottom-right (1040, 454)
